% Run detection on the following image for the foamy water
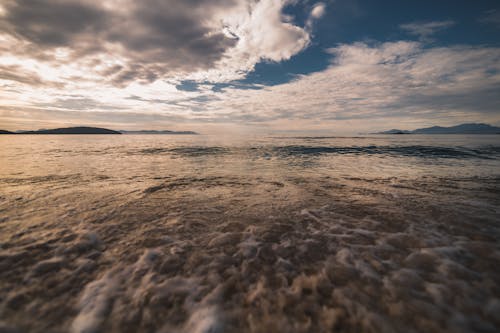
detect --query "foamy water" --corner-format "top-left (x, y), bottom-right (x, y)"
top-left (1, 134), bottom-right (499, 332)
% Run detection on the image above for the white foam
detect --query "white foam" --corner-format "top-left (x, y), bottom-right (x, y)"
top-left (71, 272), bottom-right (118, 333)
top-left (182, 306), bottom-right (221, 333)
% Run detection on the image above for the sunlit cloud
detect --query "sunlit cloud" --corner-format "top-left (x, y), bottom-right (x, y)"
top-left (306, 2), bottom-right (326, 30)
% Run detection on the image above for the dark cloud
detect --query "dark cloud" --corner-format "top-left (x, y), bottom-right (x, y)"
top-left (0, 0), bottom-right (239, 85)
top-left (479, 9), bottom-right (500, 28)
top-left (0, 64), bottom-right (64, 87)
top-left (0, 64), bottom-right (44, 85)
top-left (104, 0), bottom-right (238, 71)
top-left (110, 64), bottom-right (162, 87)
top-left (100, 64), bottom-right (124, 77)
top-left (1, 0), bottom-right (106, 46)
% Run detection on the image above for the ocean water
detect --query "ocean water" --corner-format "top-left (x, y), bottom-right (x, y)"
top-left (0, 134), bottom-right (499, 333)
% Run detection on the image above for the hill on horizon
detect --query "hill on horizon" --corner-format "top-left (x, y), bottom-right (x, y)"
top-left (0, 127), bottom-right (121, 134)
top-left (378, 123), bottom-right (500, 135)
top-left (0, 127), bottom-right (200, 135)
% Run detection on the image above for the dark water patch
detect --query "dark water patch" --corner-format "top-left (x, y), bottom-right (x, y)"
top-left (169, 146), bottom-right (230, 157)
top-left (469, 146), bottom-right (500, 156)
top-left (138, 146), bottom-right (229, 157)
top-left (273, 145), bottom-right (500, 159)
top-left (0, 174), bottom-right (81, 185)
top-left (271, 136), bottom-right (370, 140)
top-left (137, 147), bottom-right (171, 154)
top-left (143, 176), bottom-right (253, 193)
top-left (143, 184), bottom-right (166, 194)
top-left (47, 149), bottom-right (74, 153)
top-left (47, 147), bottom-right (122, 155)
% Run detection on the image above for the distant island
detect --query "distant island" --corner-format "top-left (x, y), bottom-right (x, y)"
top-left (0, 127), bottom-right (121, 134)
top-left (0, 127), bottom-right (199, 135)
top-left (120, 130), bottom-right (198, 135)
top-left (378, 123), bottom-right (500, 135)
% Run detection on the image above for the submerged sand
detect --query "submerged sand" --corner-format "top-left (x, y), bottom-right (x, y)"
top-left (0, 135), bottom-right (499, 332)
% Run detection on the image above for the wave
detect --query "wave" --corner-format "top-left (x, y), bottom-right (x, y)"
top-left (273, 145), bottom-right (500, 159)
top-left (137, 145), bottom-right (500, 160)
top-left (139, 146), bottom-right (229, 156)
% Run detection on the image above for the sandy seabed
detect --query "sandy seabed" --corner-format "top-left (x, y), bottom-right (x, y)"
top-left (1, 135), bottom-right (499, 332)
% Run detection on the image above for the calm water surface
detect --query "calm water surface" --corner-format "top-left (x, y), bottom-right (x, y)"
top-left (0, 134), bottom-right (499, 332)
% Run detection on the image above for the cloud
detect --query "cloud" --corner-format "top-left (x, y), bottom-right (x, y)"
top-left (0, 0), bottom-right (239, 84)
top-left (0, 64), bottom-right (47, 86)
top-left (205, 41), bottom-right (500, 131)
top-left (2, 40), bottom-right (500, 132)
top-left (306, 2), bottom-right (326, 30)
top-left (188, 0), bottom-right (317, 82)
top-left (1, 0), bottom-right (106, 46)
top-left (311, 2), bottom-right (326, 19)
top-left (2, 2), bottom-right (498, 133)
top-left (479, 9), bottom-right (500, 28)
top-left (400, 20), bottom-right (455, 41)
top-left (0, 106), bottom-right (193, 131)
top-left (34, 97), bottom-right (124, 111)
top-left (0, 0), bottom-right (326, 87)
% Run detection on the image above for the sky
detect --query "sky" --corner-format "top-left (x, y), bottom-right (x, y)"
top-left (0, 0), bottom-right (499, 134)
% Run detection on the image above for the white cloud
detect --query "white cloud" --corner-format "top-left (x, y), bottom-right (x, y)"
top-left (311, 2), bottom-right (326, 19)
top-left (205, 42), bottom-right (500, 132)
top-left (306, 2), bottom-right (326, 30)
top-left (189, 0), bottom-right (314, 82)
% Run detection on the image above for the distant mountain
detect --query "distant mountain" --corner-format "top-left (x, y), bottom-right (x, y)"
top-left (12, 127), bottom-right (121, 134)
top-left (413, 123), bottom-right (500, 134)
top-left (379, 129), bottom-right (411, 134)
top-left (120, 130), bottom-right (198, 135)
top-left (0, 127), bottom-right (198, 135)
top-left (378, 123), bottom-right (500, 135)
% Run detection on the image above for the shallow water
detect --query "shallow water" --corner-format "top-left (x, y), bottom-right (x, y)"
top-left (0, 134), bottom-right (499, 333)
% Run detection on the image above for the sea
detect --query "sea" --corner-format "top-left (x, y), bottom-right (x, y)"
top-left (0, 134), bottom-right (499, 333)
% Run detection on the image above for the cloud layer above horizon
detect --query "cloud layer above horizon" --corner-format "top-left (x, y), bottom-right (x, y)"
top-left (0, 0), bottom-right (499, 132)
